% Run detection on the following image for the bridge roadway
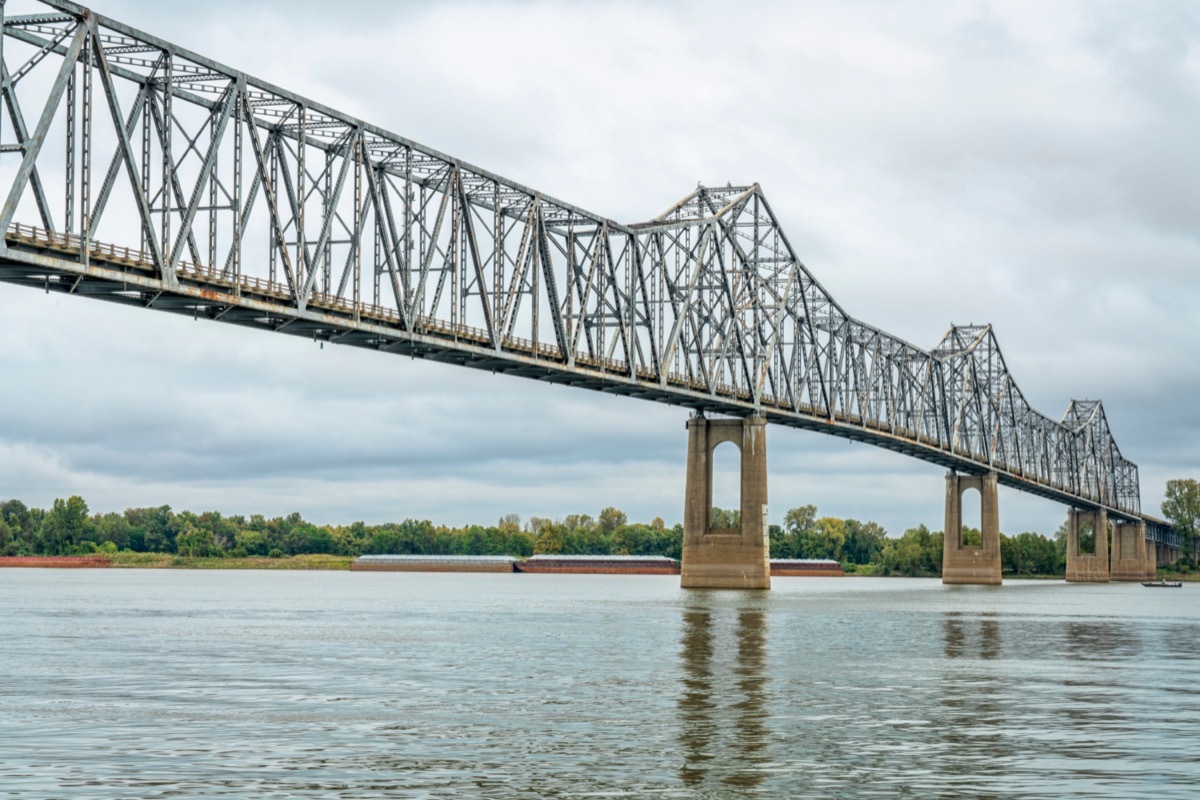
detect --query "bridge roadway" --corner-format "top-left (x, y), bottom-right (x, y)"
top-left (0, 0), bottom-right (1180, 584)
top-left (0, 224), bottom-right (1178, 550)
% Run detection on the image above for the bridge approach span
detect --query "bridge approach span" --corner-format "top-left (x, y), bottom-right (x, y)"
top-left (0, 0), bottom-right (1171, 549)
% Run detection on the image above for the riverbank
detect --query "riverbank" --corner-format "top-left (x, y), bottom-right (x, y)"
top-left (5, 552), bottom-right (1196, 580)
top-left (106, 553), bottom-right (355, 570)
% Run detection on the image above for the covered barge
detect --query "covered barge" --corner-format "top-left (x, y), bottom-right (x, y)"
top-left (515, 555), bottom-right (681, 575)
top-left (350, 555), bottom-right (517, 573)
top-left (770, 559), bottom-right (844, 576)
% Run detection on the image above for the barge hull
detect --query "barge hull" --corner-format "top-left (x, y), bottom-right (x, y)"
top-left (515, 564), bottom-right (680, 575)
top-left (350, 562), bottom-right (515, 573)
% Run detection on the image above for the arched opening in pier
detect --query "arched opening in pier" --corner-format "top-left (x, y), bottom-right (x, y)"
top-left (711, 441), bottom-right (741, 529)
top-left (961, 487), bottom-right (982, 547)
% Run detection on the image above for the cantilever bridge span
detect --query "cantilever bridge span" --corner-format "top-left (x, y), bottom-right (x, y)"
top-left (0, 1), bottom-right (1178, 585)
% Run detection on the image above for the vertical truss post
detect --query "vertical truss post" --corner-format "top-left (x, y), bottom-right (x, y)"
top-left (159, 52), bottom-right (172, 264)
top-left (268, 130), bottom-right (277, 286)
top-left (79, 29), bottom-right (91, 264)
top-left (64, 63), bottom-right (75, 235)
top-left (402, 147), bottom-right (412, 299)
top-left (231, 79), bottom-right (243, 281)
top-left (372, 167), bottom-right (380, 308)
top-left (493, 182), bottom-right (503, 347)
top-left (452, 166), bottom-right (462, 331)
top-left (323, 147), bottom-right (332, 295)
top-left (296, 104), bottom-right (306, 293)
top-left (208, 109), bottom-right (218, 270)
top-left (352, 137), bottom-right (361, 316)
top-left (139, 77), bottom-right (151, 257)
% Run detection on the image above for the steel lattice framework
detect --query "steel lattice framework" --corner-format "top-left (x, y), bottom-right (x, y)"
top-left (0, 0), bottom-right (1172, 540)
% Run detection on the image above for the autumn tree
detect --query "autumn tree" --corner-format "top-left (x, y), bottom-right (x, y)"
top-left (597, 507), bottom-right (628, 535)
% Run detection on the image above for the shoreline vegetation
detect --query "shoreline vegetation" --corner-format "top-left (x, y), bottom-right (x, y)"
top-left (2, 493), bottom-right (1196, 579)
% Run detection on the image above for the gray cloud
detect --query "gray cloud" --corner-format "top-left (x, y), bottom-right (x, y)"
top-left (0, 0), bottom-right (1195, 534)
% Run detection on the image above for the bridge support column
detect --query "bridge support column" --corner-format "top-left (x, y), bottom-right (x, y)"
top-left (1110, 521), bottom-right (1147, 582)
top-left (941, 471), bottom-right (1002, 586)
top-left (1144, 536), bottom-right (1158, 580)
top-left (681, 414), bottom-right (770, 590)
top-left (1065, 508), bottom-right (1109, 582)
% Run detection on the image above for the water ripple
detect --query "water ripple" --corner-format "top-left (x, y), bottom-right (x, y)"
top-left (1, 572), bottom-right (1198, 798)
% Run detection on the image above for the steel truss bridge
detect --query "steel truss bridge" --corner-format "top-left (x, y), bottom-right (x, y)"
top-left (0, 0), bottom-right (1178, 546)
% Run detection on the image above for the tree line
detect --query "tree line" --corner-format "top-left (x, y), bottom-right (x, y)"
top-left (0, 494), bottom-right (1092, 576)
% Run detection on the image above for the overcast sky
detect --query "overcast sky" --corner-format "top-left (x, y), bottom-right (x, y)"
top-left (0, 0), bottom-right (1196, 535)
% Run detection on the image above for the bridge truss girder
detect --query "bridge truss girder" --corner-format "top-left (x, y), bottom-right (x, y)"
top-left (0, 0), bottom-right (1158, 530)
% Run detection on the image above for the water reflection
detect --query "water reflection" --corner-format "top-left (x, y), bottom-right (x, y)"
top-left (679, 607), bottom-right (715, 785)
top-left (943, 611), bottom-right (1001, 661)
top-left (678, 597), bottom-right (770, 790)
top-left (938, 613), bottom-right (1008, 788)
top-left (1064, 620), bottom-right (1141, 662)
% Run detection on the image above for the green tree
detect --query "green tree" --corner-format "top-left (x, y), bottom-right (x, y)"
top-left (534, 522), bottom-right (566, 554)
top-left (124, 505), bottom-right (178, 552)
top-left (772, 505), bottom-right (817, 558)
top-left (1162, 478), bottom-right (1200, 567)
top-left (597, 507), bottom-right (628, 535)
top-left (843, 519), bottom-right (886, 565)
top-left (92, 512), bottom-right (132, 550)
top-left (1, 499), bottom-right (34, 551)
top-left (41, 496), bottom-right (93, 555)
top-left (994, 529), bottom-right (1063, 576)
top-left (335, 521), bottom-right (370, 556)
top-left (563, 514), bottom-right (594, 533)
top-left (611, 523), bottom-right (665, 556)
top-left (710, 506), bottom-right (741, 528)
top-left (564, 524), bottom-right (611, 554)
top-left (878, 525), bottom-right (942, 576)
top-left (811, 517), bottom-right (848, 561)
top-left (234, 528), bottom-right (270, 556)
top-left (504, 530), bottom-right (536, 558)
top-left (176, 521), bottom-right (216, 557)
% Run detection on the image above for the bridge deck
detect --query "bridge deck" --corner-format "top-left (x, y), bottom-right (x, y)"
top-left (0, 223), bottom-right (1172, 542)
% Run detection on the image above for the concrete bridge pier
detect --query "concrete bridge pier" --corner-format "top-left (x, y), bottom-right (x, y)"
top-left (1144, 537), bottom-right (1158, 580)
top-left (1110, 521), bottom-right (1149, 582)
top-left (941, 471), bottom-right (1002, 585)
top-left (681, 414), bottom-right (771, 590)
top-left (1065, 509), bottom-right (1109, 582)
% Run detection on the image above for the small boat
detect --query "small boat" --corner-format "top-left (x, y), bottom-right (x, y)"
top-left (1142, 579), bottom-right (1183, 588)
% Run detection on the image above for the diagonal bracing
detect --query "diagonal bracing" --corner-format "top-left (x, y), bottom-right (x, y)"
top-left (0, 0), bottom-right (1155, 532)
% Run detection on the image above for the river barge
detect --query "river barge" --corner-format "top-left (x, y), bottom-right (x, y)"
top-left (0, 555), bottom-right (111, 568)
top-left (770, 559), bottom-right (844, 576)
top-left (350, 555), bottom-right (517, 573)
top-left (515, 555), bottom-right (681, 575)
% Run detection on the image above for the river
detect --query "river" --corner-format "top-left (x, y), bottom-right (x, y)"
top-left (1, 570), bottom-right (1198, 798)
